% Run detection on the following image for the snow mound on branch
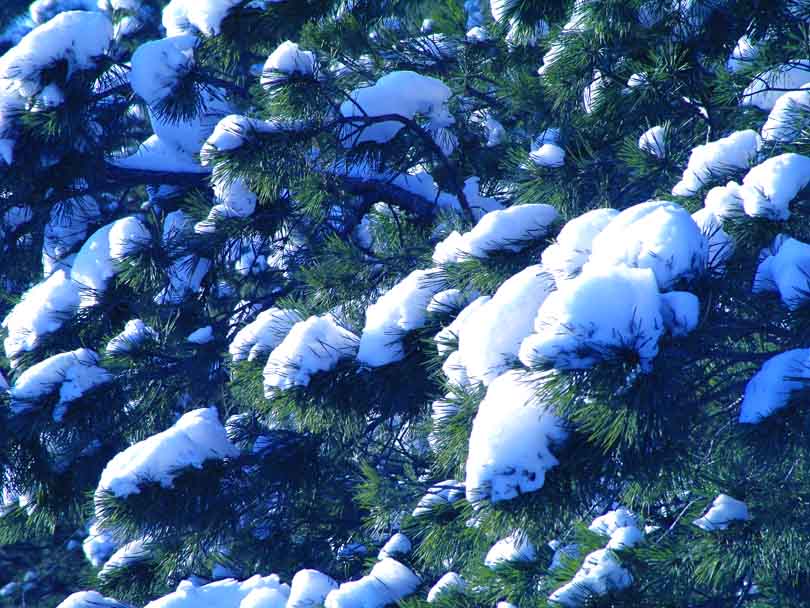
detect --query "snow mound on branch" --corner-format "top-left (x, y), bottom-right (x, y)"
top-left (638, 125), bottom-right (666, 158)
top-left (519, 266), bottom-right (696, 371)
top-left (324, 558), bottom-right (419, 608)
top-left (742, 60), bottom-right (810, 111)
top-left (761, 86), bottom-right (810, 143)
top-left (427, 572), bottom-right (465, 602)
top-left (144, 574), bottom-right (290, 608)
top-left (703, 182), bottom-right (745, 220)
top-left (727, 35), bottom-right (757, 72)
top-left (56, 591), bottom-right (126, 608)
top-left (434, 295), bottom-right (490, 356)
top-left (738, 153), bottom-right (810, 220)
top-left (457, 266), bottom-right (555, 385)
top-left (71, 217), bottom-right (149, 304)
top-left (106, 319), bottom-right (158, 355)
top-left (130, 35), bottom-right (196, 107)
top-left (10, 348), bottom-right (111, 421)
top-left (187, 326), bottom-right (213, 344)
top-left (155, 211), bottom-right (211, 304)
top-left (263, 315), bottom-right (359, 394)
top-left (357, 268), bottom-right (443, 366)
top-left (288, 570), bottom-right (338, 608)
top-left (99, 538), bottom-right (149, 579)
top-left (739, 348), bottom-right (810, 423)
top-left (691, 208), bottom-right (734, 271)
top-left (549, 509), bottom-right (643, 606)
top-left (530, 143), bottom-right (565, 167)
top-left (754, 235), bottom-right (810, 310)
top-left (95, 407), bottom-right (238, 501)
top-left (2, 269), bottom-right (80, 362)
top-left (671, 130), bottom-right (760, 197)
top-left (261, 41), bottom-right (316, 87)
top-left (583, 200), bottom-right (708, 289)
top-left (0, 11), bottom-right (112, 98)
top-left (42, 195), bottom-right (101, 276)
top-left (485, 532), bottom-right (537, 566)
top-left (412, 479), bottom-right (464, 516)
top-left (378, 533), bottom-right (411, 559)
top-left (542, 208), bottom-right (619, 282)
top-left (693, 494), bottom-right (749, 531)
top-left (340, 71), bottom-right (453, 146)
top-left (432, 204), bottom-right (558, 264)
top-left (82, 520), bottom-right (119, 568)
top-left (161, 0), bottom-right (246, 37)
top-left (229, 308), bottom-right (301, 362)
top-left (466, 370), bottom-right (566, 503)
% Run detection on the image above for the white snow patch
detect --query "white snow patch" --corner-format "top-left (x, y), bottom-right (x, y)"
top-left (263, 315), bottom-right (358, 394)
top-left (694, 494), bottom-right (749, 531)
top-left (95, 407), bottom-right (238, 502)
top-left (466, 370), bottom-right (566, 503)
top-left (742, 61), bottom-right (810, 111)
top-left (739, 348), bottom-right (810, 423)
top-left (671, 130), bottom-right (760, 197)
top-left (324, 559), bottom-right (419, 608)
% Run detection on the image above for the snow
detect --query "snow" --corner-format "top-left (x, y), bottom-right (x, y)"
top-left (106, 319), bottom-right (158, 355)
top-left (583, 200), bottom-right (708, 290)
top-left (549, 509), bottom-right (642, 606)
top-left (108, 216), bottom-right (150, 260)
top-left (727, 35), bottom-right (757, 72)
top-left (703, 182), bottom-right (745, 220)
top-left (82, 520), bottom-right (119, 568)
top-left (113, 135), bottom-right (212, 174)
top-left (427, 288), bottom-right (466, 313)
top-left (466, 370), bottom-right (566, 503)
top-left (739, 348), bottom-right (810, 423)
top-left (471, 110), bottom-right (504, 146)
top-left (56, 591), bottom-right (125, 608)
top-left (518, 266), bottom-right (673, 371)
top-left (357, 268), bottom-right (443, 366)
top-left (742, 60), bottom-right (810, 111)
top-left (0, 11), bottom-right (112, 99)
top-left (99, 539), bottom-right (149, 579)
top-left (229, 308), bottom-right (301, 362)
top-left (261, 41), bottom-right (316, 87)
top-left (95, 407), bottom-right (238, 501)
top-left (738, 153), bottom-right (810, 220)
top-left (484, 533), bottom-right (537, 566)
top-left (660, 291), bottom-right (700, 336)
top-left (693, 494), bottom-right (750, 531)
top-left (10, 348), bottom-right (111, 422)
top-left (187, 326), bottom-right (214, 344)
top-left (130, 36), bottom-right (196, 107)
top-left (2, 269), bottom-right (80, 362)
top-left (42, 195), bottom-right (101, 276)
top-left (340, 71), bottom-right (453, 146)
top-left (638, 125), bottom-right (666, 158)
top-left (541, 208), bottom-right (619, 282)
top-left (287, 570), bottom-right (338, 608)
top-left (323, 559), bottom-right (419, 608)
top-left (671, 130), bottom-right (760, 197)
top-left (156, 211), bottom-right (212, 304)
top-left (691, 208), bottom-right (734, 271)
top-left (161, 0), bottom-right (245, 37)
top-left (753, 235), bottom-right (810, 309)
top-left (427, 572), bottom-right (465, 602)
top-left (262, 315), bottom-right (359, 393)
top-left (378, 533), bottom-right (411, 559)
top-left (144, 574), bottom-right (290, 608)
top-left (457, 265), bottom-right (555, 385)
top-left (434, 295), bottom-right (490, 356)
top-left (761, 86), bottom-right (810, 143)
top-left (432, 204), bottom-right (558, 264)
top-left (412, 479), bottom-right (464, 516)
top-left (530, 143), bottom-right (565, 167)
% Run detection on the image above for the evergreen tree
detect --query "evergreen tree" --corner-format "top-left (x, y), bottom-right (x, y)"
top-left (1, 0), bottom-right (810, 606)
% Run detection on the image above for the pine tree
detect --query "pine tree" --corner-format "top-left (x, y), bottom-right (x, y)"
top-left (2, 0), bottom-right (810, 606)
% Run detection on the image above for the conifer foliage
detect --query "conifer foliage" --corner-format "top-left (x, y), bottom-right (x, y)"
top-left (1, 0), bottom-right (810, 606)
